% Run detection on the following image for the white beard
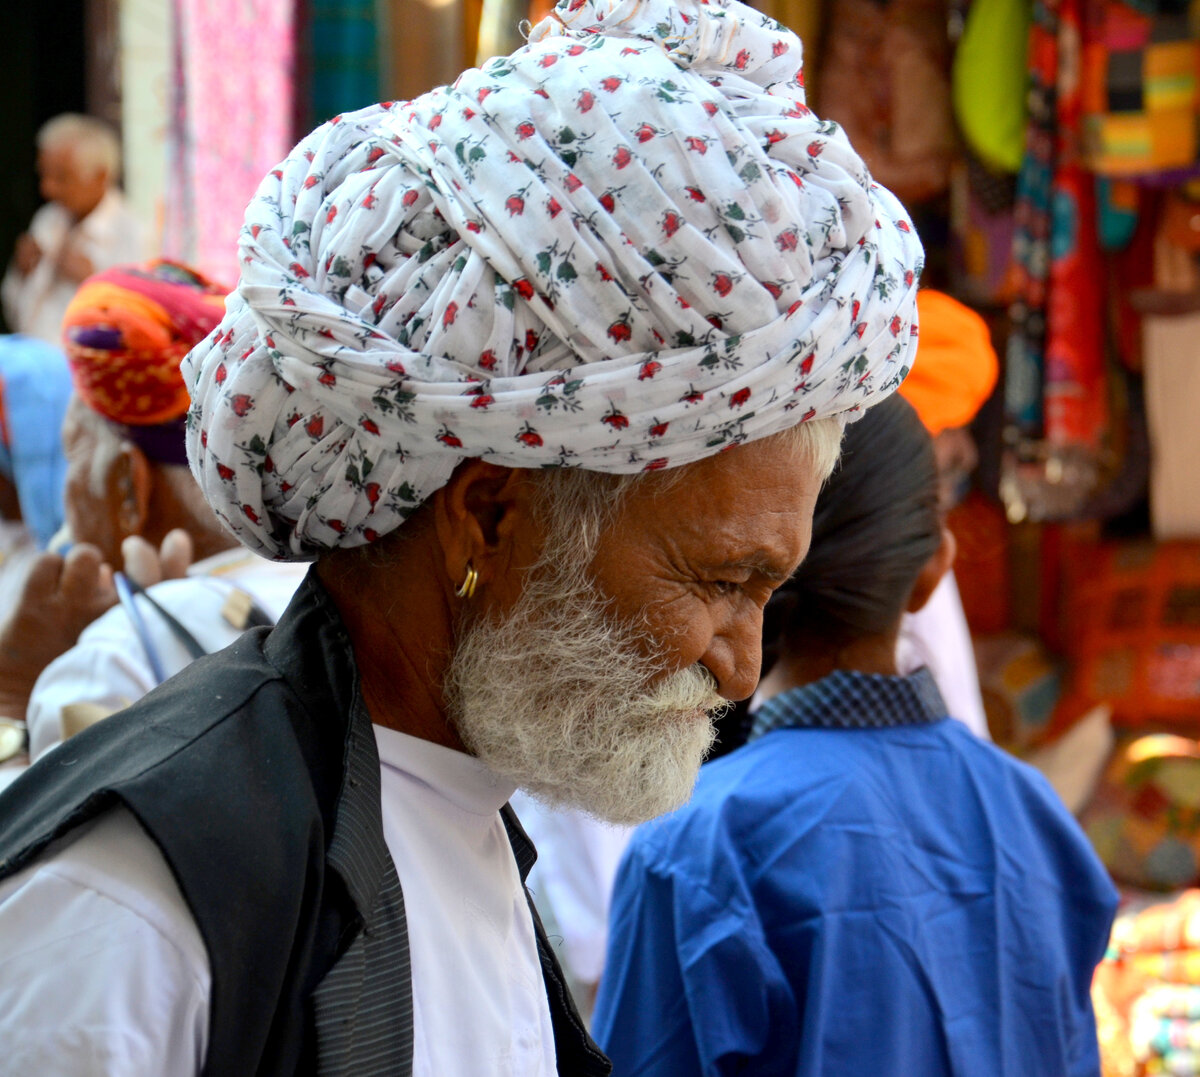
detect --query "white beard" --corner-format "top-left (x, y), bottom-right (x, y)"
top-left (444, 547), bottom-right (724, 826)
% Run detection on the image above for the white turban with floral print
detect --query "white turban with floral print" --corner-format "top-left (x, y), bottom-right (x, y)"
top-left (184, 0), bottom-right (923, 560)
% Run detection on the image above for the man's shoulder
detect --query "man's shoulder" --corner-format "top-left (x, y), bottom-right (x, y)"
top-left (3, 626), bottom-right (328, 866)
top-left (0, 804), bottom-right (211, 1075)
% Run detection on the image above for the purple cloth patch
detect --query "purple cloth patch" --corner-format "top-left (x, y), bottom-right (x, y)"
top-left (66, 326), bottom-right (125, 350)
top-left (122, 417), bottom-right (189, 467)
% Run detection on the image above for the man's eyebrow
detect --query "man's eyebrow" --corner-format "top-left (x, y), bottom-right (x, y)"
top-left (725, 552), bottom-right (797, 585)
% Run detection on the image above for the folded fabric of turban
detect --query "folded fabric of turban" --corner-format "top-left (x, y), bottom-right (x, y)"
top-left (900, 289), bottom-right (998, 437)
top-left (63, 261), bottom-right (228, 466)
top-left (185, 0), bottom-right (925, 561)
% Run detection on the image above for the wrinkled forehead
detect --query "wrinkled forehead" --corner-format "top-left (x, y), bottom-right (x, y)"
top-left (613, 431), bottom-right (825, 566)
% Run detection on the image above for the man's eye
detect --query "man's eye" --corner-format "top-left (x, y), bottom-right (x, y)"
top-left (709, 579), bottom-right (741, 596)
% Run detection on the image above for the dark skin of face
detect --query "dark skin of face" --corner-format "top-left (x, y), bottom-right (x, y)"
top-left (318, 431), bottom-right (825, 751)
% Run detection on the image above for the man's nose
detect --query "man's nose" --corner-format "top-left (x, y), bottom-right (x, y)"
top-left (703, 612), bottom-right (764, 702)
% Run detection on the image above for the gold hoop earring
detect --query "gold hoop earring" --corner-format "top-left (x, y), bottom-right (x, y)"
top-left (455, 564), bottom-right (478, 600)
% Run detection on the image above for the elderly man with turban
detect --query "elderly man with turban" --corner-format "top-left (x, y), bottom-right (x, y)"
top-left (0, 1), bottom-right (923, 1073)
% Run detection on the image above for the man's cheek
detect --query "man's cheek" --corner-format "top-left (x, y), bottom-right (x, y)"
top-left (644, 597), bottom-right (712, 666)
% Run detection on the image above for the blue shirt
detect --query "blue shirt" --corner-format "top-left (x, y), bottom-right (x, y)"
top-left (594, 669), bottom-right (1117, 1077)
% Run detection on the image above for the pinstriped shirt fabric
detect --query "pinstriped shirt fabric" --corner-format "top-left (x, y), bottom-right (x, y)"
top-left (309, 690), bottom-right (610, 1076)
top-left (311, 692), bottom-right (414, 1076)
top-left (750, 667), bottom-right (948, 739)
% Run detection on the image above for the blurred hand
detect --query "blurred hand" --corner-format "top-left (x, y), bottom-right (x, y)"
top-left (55, 238), bottom-right (95, 284)
top-left (13, 233), bottom-right (41, 276)
top-left (0, 544), bottom-right (118, 718)
top-left (121, 529), bottom-right (195, 588)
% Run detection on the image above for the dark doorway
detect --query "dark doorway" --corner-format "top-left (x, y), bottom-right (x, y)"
top-left (0, 2), bottom-right (87, 332)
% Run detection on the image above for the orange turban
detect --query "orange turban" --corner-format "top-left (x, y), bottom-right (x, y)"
top-left (900, 290), bottom-right (999, 436)
top-left (62, 260), bottom-right (227, 427)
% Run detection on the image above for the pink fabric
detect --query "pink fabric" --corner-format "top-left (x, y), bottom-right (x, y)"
top-left (165, 0), bottom-right (296, 286)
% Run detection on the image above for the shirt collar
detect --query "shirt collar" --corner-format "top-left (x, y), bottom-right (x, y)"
top-left (750, 667), bottom-right (948, 740)
top-left (373, 723), bottom-right (517, 817)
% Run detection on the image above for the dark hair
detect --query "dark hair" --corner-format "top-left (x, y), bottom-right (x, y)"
top-left (766, 393), bottom-right (940, 657)
top-left (709, 395), bottom-right (940, 758)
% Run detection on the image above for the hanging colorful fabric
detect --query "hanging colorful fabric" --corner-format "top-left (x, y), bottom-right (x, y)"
top-left (952, 0), bottom-right (1033, 174)
top-left (1004, 0), bottom-right (1108, 521)
top-left (816, 0), bottom-right (957, 205)
top-left (309, 0), bottom-right (382, 123)
top-left (1082, 1), bottom-right (1200, 177)
top-left (164, 0), bottom-right (297, 285)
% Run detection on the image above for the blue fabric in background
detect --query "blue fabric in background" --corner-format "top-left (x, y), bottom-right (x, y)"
top-left (310, 0), bottom-right (381, 123)
top-left (594, 672), bottom-right (1118, 1077)
top-left (0, 336), bottom-right (71, 548)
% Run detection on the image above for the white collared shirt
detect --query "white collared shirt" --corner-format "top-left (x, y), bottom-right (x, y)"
top-left (374, 725), bottom-right (557, 1077)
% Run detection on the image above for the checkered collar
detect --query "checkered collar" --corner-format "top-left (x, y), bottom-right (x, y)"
top-left (749, 667), bottom-right (948, 740)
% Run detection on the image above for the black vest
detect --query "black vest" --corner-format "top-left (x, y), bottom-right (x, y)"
top-left (0, 570), bottom-right (610, 1076)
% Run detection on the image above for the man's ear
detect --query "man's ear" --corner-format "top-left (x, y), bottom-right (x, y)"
top-left (906, 526), bottom-right (956, 614)
top-left (431, 461), bottom-right (543, 600)
top-left (106, 441), bottom-right (153, 542)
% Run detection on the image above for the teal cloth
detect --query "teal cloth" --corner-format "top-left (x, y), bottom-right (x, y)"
top-left (310, 0), bottom-right (381, 122)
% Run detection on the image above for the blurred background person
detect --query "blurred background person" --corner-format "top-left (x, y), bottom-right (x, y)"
top-left (2, 114), bottom-right (143, 347)
top-left (0, 262), bottom-right (303, 784)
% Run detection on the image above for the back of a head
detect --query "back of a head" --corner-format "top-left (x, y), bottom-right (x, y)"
top-left (765, 395), bottom-right (940, 661)
top-left (37, 114), bottom-right (122, 183)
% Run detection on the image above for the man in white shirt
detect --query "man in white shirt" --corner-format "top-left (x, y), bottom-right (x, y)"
top-left (2, 114), bottom-right (143, 346)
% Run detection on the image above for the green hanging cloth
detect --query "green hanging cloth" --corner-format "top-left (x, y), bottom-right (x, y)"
top-left (953, 0), bottom-right (1033, 173)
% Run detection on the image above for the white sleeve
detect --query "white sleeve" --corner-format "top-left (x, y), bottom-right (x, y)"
top-left (26, 605), bottom-right (161, 761)
top-left (0, 807), bottom-right (211, 1075)
top-left (896, 571), bottom-right (991, 740)
top-left (82, 196), bottom-right (146, 268)
top-left (0, 261), bottom-right (24, 333)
